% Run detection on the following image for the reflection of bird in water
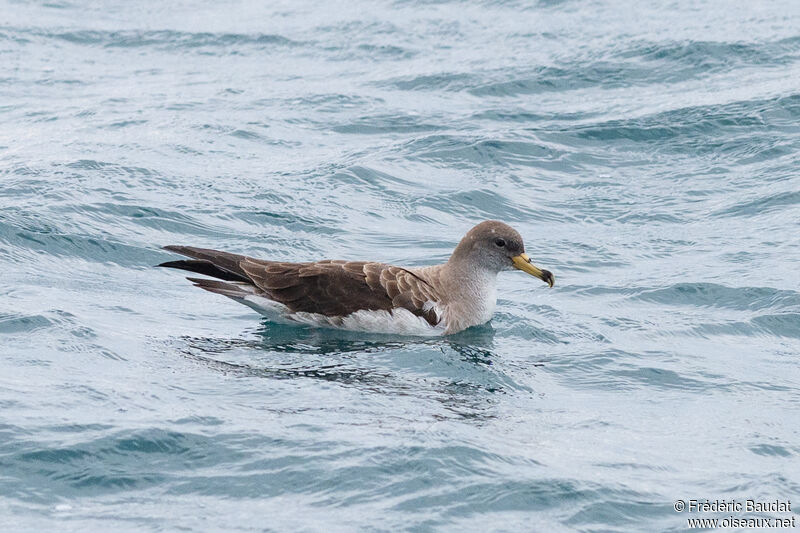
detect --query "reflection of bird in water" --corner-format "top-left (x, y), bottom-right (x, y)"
top-left (171, 320), bottom-right (516, 421)
top-left (179, 319), bottom-right (499, 366)
top-left (158, 221), bottom-right (554, 335)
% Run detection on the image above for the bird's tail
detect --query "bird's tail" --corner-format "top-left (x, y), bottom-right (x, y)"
top-left (184, 277), bottom-right (253, 299)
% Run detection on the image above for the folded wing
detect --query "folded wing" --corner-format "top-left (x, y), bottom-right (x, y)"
top-left (158, 247), bottom-right (441, 326)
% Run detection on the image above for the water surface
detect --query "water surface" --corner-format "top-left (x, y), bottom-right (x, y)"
top-left (2, 0), bottom-right (799, 531)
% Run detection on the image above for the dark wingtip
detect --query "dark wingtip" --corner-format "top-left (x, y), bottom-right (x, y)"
top-left (157, 260), bottom-right (184, 269)
top-left (155, 258), bottom-right (250, 282)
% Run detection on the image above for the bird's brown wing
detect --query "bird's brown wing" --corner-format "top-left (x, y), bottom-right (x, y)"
top-left (158, 246), bottom-right (441, 326)
top-left (240, 259), bottom-right (441, 325)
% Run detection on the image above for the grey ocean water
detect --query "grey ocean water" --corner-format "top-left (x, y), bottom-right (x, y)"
top-left (2, 0), bottom-right (800, 531)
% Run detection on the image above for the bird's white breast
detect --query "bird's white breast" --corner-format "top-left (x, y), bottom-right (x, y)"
top-left (440, 270), bottom-right (497, 333)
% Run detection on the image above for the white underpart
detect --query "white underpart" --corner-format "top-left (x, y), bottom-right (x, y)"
top-left (240, 294), bottom-right (292, 321)
top-left (473, 273), bottom-right (497, 324)
top-left (291, 307), bottom-right (445, 336)
top-left (442, 268), bottom-right (496, 333)
top-left (237, 293), bottom-right (445, 336)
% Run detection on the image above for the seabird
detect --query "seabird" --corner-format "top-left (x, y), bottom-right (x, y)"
top-left (158, 220), bottom-right (554, 335)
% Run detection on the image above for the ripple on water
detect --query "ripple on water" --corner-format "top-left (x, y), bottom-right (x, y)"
top-left (543, 348), bottom-right (723, 393)
top-left (633, 283), bottom-right (800, 312)
top-left (564, 95), bottom-right (800, 165)
top-left (10, 29), bottom-right (302, 51)
top-left (0, 429), bottom-right (244, 500)
top-left (402, 134), bottom-right (576, 172)
top-left (331, 113), bottom-right (442, 135)
top-left (0, 313), bottom-right (55, 334)
top-left (712, 190), bottom-right (800, 218)
top-left (615, 37), bottom-right (800, 72)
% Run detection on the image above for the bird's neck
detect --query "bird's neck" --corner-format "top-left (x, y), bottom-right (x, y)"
top-left (421, 261), bottom-right (498, 331)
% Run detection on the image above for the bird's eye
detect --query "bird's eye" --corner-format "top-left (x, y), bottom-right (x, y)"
top-left (494, 238), bottom-right (506, 247)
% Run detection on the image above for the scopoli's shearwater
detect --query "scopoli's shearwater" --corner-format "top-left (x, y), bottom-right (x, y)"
top-left (158, 220), bottom-right (554, 335)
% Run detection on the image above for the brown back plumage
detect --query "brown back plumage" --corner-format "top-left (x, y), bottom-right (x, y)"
top-left (158, 247), bottom-right (441, 326)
